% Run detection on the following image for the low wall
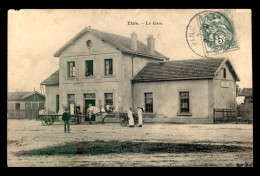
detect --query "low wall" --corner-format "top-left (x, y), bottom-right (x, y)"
top-left (142, 117), bottom-right (213, 124)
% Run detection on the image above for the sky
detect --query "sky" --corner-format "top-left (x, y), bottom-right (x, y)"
top-left (8, 9), bottom-right (252, 103)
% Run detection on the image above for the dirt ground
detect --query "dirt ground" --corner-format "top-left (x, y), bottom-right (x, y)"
top-left (7, 119), bottom-right (253, 167)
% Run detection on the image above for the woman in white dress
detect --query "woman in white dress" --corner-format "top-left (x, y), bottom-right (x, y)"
top-left (128, 108), bottom-right (134, 127)
top-left (137, 107), bottom-right (144, 127)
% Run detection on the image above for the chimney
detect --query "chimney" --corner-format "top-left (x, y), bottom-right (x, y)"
top-left (147, 35), bottom-right (155, 54)
top-left (131, 32), bottom-right (137, 51)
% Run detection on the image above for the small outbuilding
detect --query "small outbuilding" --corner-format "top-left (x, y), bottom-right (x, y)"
top-left (7, 91), bottom-right (45, 119)
top-left (238, 88), bottom-right (253, 121)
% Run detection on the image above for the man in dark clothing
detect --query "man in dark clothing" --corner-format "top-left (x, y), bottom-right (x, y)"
top-left (62, 108), bottom-right (71, 133)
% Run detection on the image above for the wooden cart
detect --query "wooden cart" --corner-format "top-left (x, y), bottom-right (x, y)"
top-left (37, 114), bottom-right (83, 126)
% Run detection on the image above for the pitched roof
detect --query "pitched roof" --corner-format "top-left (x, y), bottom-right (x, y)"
top-left (8, 92), bottom-right (32, 100)
top-left (239, 88), bottom-right (252, 97)
top-left (8, 91), bottom-right (45, 101)
top-left (40, 70), bottom-right (59, 86)
top-left (53, 27), bottom-right (168, 60)
top-left (133, 58), bottom-right (239, 82)
top-left (23, 91), bottom-right (45, 99)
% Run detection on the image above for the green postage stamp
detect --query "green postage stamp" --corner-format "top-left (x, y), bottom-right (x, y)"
top-left (198, 10), bottom-right (239, 55)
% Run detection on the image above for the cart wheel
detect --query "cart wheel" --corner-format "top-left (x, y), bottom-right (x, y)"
top-left (119, 115), bottom-right (128, 127)
top-left (41, 116), bottom-right (48, 126)
top-left (69, 117), bottom-right (77, 125)
top-left (45, 116), bottom-right (54, 125)
top-left (119, 117), bottom-right (125, 127)
top-left (77, 117), bottom-right (82, 124)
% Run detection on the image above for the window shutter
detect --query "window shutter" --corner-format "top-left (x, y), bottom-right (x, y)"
top-left (109, 59), bottom-right (113, 74)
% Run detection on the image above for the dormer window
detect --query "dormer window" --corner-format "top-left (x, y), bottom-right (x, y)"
top-left (85, 60), bottom-right (93, 77)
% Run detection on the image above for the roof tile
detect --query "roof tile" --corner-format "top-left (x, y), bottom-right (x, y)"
top-left (239, 88), bottom-right (252, 97)
top-left (40, 70), bottom-right (59, 86)
top-left (8, 92), bottom-right (32, 100)
top-left (54, 27), bottom-right (168, 60)
top-left (133, 58), bottom-right (225, 82)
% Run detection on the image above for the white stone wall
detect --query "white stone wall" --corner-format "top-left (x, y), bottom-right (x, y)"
top-left (45, 86), bottom-right (59, 114)
top-left (133, 79), bottom-right (211, 122)
top-left (58, 32), bottom-right (122, 112)
top-left (213, 63), bottom-right (237, 109)
top-left (122, 54), bottom-right (157, 113)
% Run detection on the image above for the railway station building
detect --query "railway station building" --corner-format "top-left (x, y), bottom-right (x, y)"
top-left (41, 27), bottom-right (239, 123)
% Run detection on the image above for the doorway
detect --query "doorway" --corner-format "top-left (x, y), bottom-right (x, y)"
top-left (25, 103), bottom-right (31, 119)
top-left (31, 103), bottom-right (38, 119)
top-left (84, 93), bottom-right (96, 121)
top-left (85, 100), bottom-right (96, 121)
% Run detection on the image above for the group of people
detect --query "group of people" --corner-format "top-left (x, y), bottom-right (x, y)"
top-left (128, 107), bottom-right (144, 128)
top-left (62, 106), bottom-right (145, 133)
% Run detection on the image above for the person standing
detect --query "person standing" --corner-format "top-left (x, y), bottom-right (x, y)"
top-left (62, 108), bottom-right (71, 133)
top-left (128, 108), bottom-right (134, 128)
top-left (137, 107), bottom-right (144, 127)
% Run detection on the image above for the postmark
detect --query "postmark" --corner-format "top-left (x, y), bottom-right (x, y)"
top-left (186, 10), bottom-right (239, 57)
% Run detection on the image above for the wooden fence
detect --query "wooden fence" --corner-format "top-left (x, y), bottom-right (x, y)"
top-left (213, 109), bottom-right (252, 124)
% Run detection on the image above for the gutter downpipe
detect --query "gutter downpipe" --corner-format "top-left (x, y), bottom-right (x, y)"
top-left (131, 53), bottom-right (137, 111)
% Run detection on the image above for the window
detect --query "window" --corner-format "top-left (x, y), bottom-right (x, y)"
top-left (179, 92), bottom-right (190, 113)
top-left (84, 93), bottom-right (96, 99)
top-left (144, 93), bottom-right (153, 113)
top-left (67, 94), bottom-right (75, 108)
top-left (39, 103), bottom-right (45, 110)
top-left (67, 61), bottom-right (75, 77)
top-left (223, 68), bottom-right (226, 79)
top-left (85, 60), bottom-right (93, 77)
top-left (15, 103), bottom-right (20, 110)
top-left (104, 59), bottom-right (113, 76)
top-left (86, 40), bottom-right (92, 48)
top-left (105, 93), bottom-right (113, 106)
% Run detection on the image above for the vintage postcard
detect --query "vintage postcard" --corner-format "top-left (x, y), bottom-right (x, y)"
top-left (7, 9), bottom-right (253, 167)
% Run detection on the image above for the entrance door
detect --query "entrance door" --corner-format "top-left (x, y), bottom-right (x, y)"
top-left (85, 99), bottom-right (96, 121)
top-left (25, 103), bottom-right (31, 119)
top-left (31, 103), bottom-right (39, 119)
